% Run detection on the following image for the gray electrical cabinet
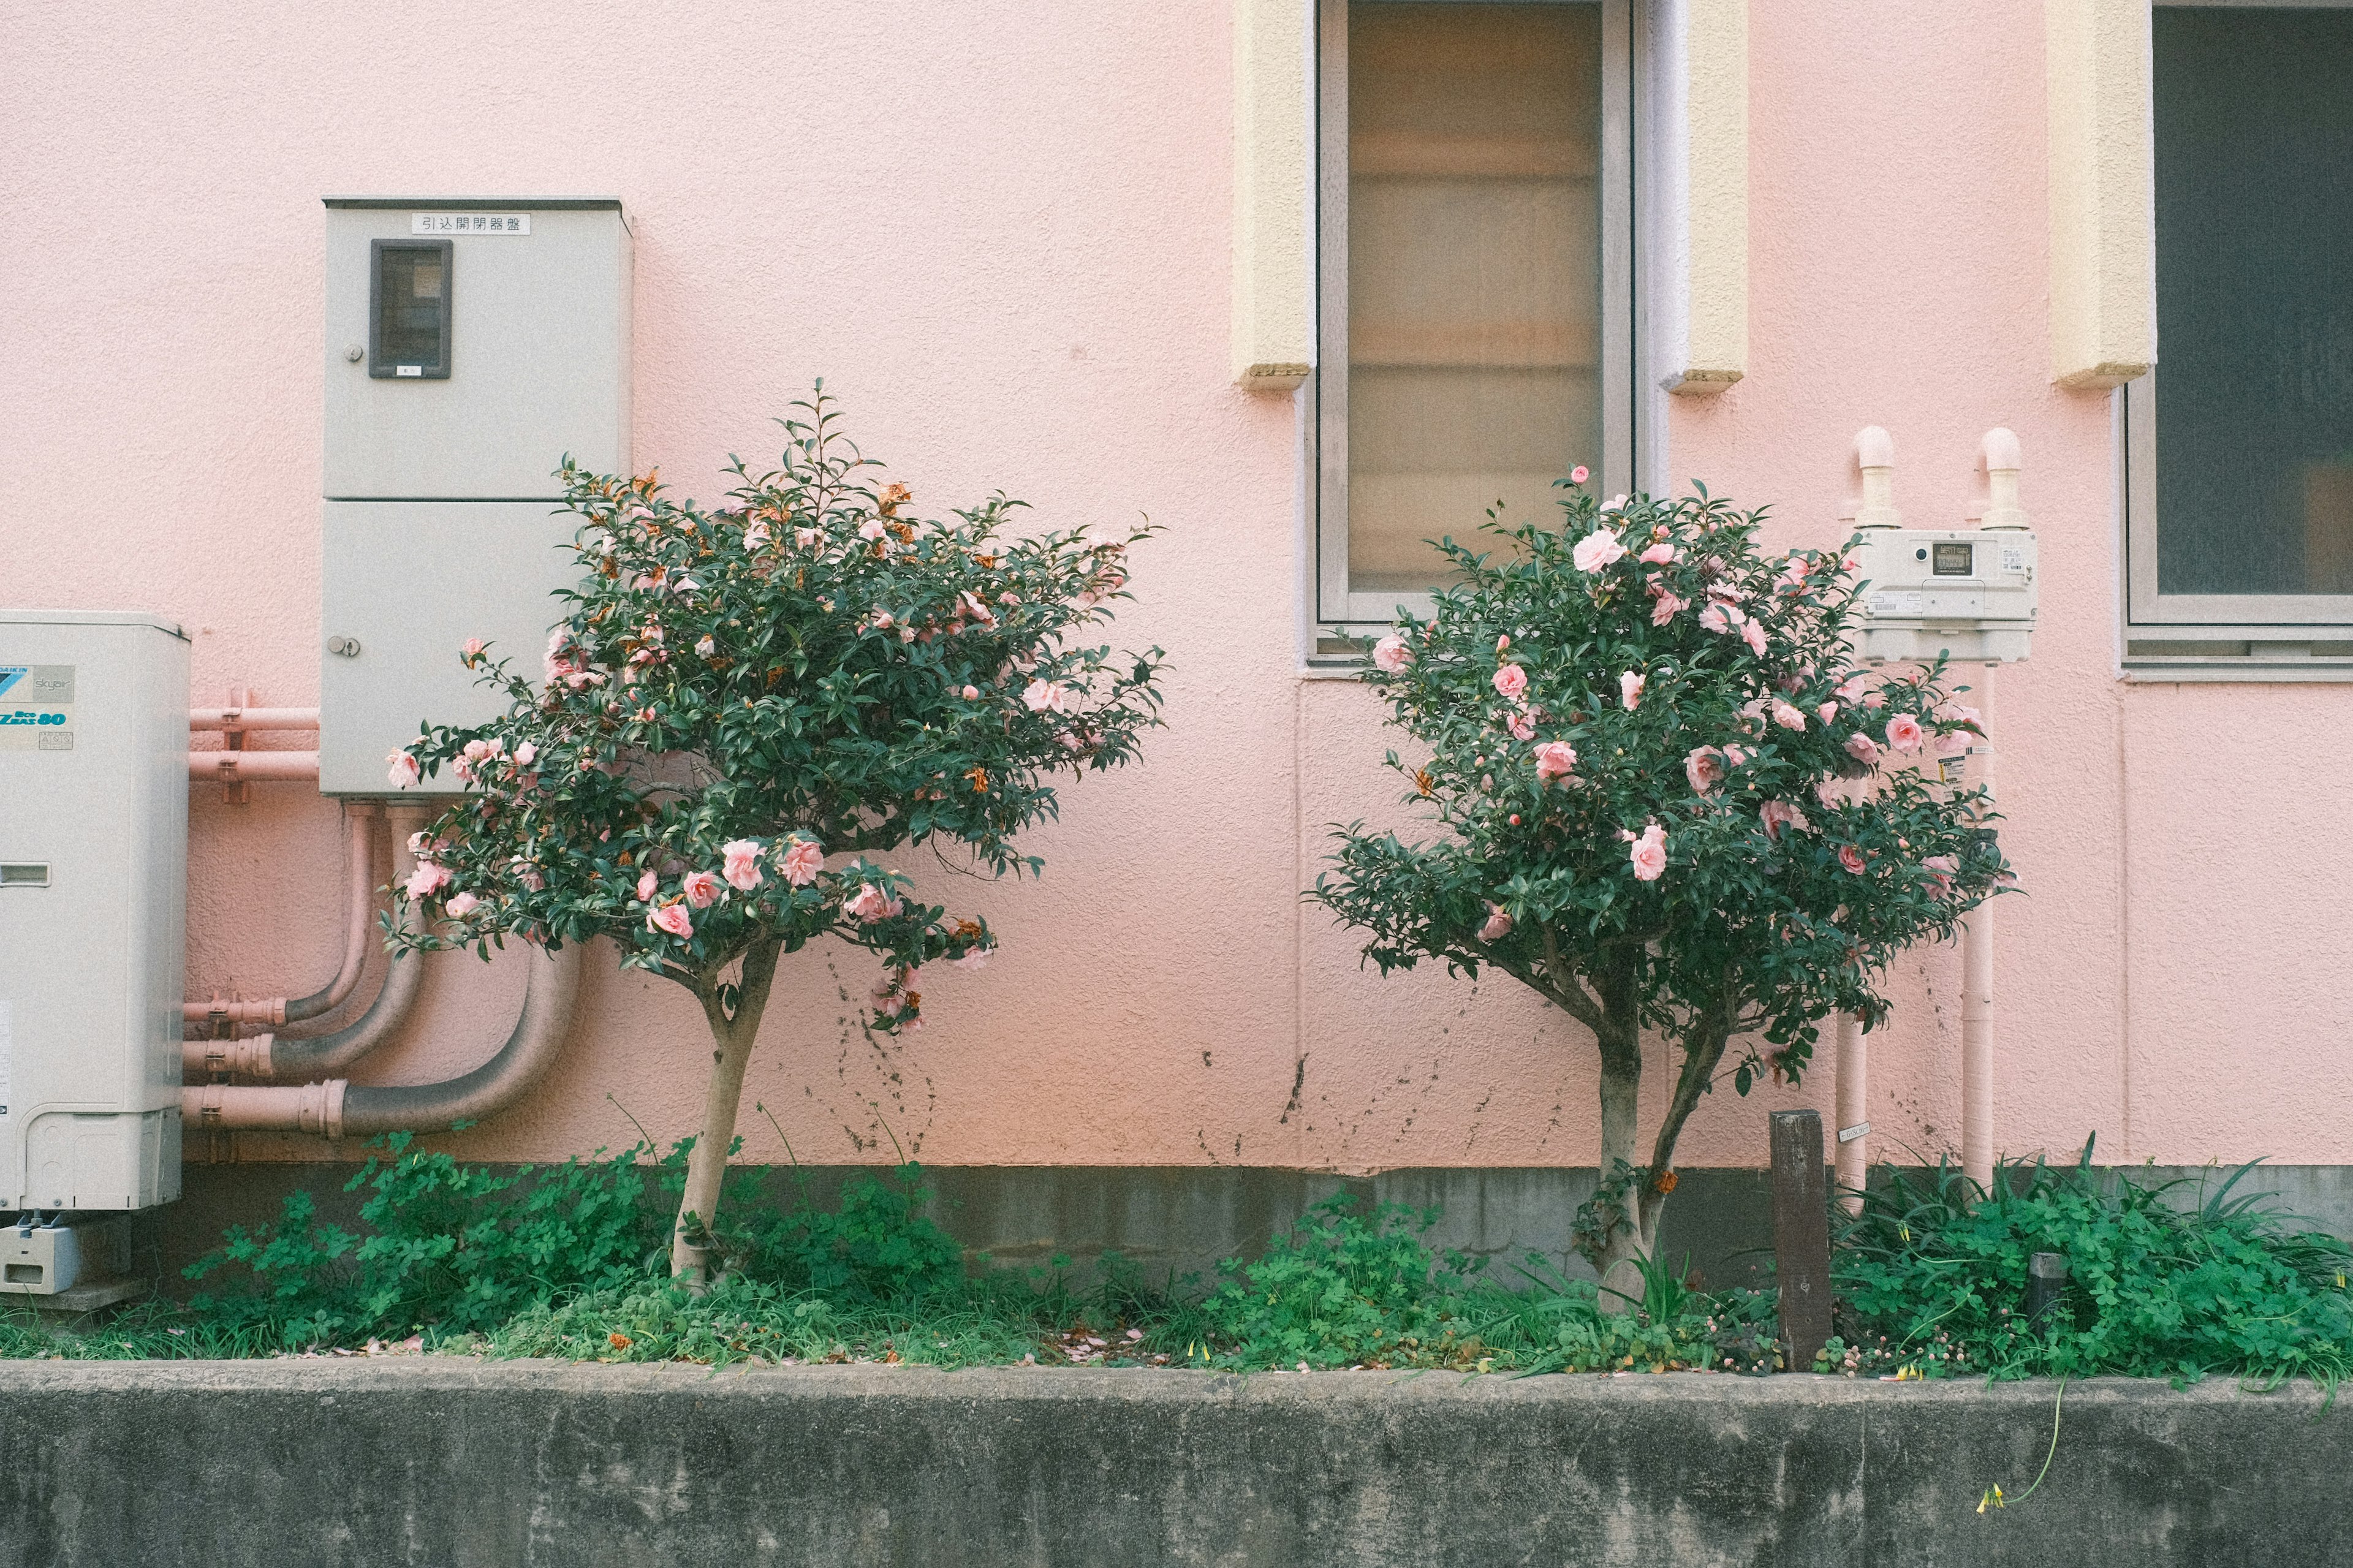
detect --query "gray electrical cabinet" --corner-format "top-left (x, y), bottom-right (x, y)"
top-left (319, 198), bottom-right (631, 795)
top-left (0, 612), bottom-right (188, 1212)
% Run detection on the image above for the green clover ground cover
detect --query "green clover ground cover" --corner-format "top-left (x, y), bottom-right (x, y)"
top-left (7, 1141), bottom-right (2353, 1393)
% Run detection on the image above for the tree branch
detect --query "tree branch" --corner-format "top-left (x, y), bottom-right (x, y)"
top-left (1539, 927), bottom-right (1605, 1033)
top-left (1638, 997), bottom-right (1738, 1238)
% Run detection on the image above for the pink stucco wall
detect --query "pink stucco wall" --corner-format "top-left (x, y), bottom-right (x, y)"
top-left (6, 2), bottom-right (2340, 1174)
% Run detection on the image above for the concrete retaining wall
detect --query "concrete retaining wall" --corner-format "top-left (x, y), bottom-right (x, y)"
top-left (2, 1362), bottom-right (2347, 1566)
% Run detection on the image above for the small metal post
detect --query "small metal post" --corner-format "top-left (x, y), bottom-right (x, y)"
top-left (2026, 1251), bottom-right (2070, 1330)
top-left (1770, 1110), bottom-right (1835, 1372)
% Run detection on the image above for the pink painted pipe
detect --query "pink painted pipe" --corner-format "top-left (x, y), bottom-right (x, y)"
top-left (186, 750), bottom-right (319, 781)
top-left (182, 806), bottom-right (381, 1029)
top-left (189, 706), bottom-right (319, 732)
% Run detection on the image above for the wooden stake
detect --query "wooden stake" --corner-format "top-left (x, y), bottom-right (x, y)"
top-left (1770, 1109), bottom-right (1834, 1372)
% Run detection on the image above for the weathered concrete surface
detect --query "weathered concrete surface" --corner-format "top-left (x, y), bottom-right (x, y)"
top-left (1, 1362), bottom-right (2346, 1566)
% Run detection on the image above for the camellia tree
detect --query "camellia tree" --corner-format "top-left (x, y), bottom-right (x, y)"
top-left (1312, 480), bottom-right (2009, 1295)
top-left (385, 391), bottom-right (1162, 1282)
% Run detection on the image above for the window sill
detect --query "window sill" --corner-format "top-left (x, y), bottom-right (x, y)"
top-left (2123, 635), bottom-right (2353, 682)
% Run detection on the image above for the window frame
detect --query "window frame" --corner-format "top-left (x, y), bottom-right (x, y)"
top-left (1309, 0), bottom-right (1637, 640)
top-left (2123, 0), bottom-right (2353, 674)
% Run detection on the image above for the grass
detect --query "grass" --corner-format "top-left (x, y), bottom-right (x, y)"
top-left (10, 1143), bottom-right (2353, 1392)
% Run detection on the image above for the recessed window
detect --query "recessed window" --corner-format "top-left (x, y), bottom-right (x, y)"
top-left (2126, 4), bottom-right (2353, 670)
top-left (1316, 0), bottom-right (1631, 635)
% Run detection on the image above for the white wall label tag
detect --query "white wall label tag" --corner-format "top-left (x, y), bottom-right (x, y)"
top-left (411, 213), bottom-right (530, 235)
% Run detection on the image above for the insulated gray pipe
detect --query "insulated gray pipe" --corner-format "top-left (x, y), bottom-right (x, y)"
top-left (194, 804), bottom-right (436, 1080)
top-left (281, 804), bottom-right (385, 1027)
top-left (181, 937), bottom-right (587, 1140)
top-left (338, 937), bottom-right (586, 1136)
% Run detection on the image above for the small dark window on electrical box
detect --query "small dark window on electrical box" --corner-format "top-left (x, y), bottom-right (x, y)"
top-left (0, 863), bottom-right (48, 888)
top-left (369, 239), bottom-right (452, 379)
top-left (1931, 542), bottom-right (1975, 576)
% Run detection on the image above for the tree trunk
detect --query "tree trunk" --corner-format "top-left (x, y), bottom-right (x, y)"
top-left (1593, 1043), bottom-right (1651, 1311)
top-left (1587, 956), bottom-right (1650, 1312)
top-left (670, 938), bottom-right (783, 1285)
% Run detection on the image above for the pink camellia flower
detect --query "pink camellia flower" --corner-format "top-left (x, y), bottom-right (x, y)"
top-left (1371, 634), bottom-right (1414, 674)
top-left (1741, 617), bottom-right (1769, 657)
top-left (1817, 702), bottom-right (1839, 725)
top-left (1940, 702), bottom-right (1984, 734)
top-left (1496, 634), bottom-right (1512, 653)
top-left (721, 839), bottom-right (764, 891)
top-left (843, 883), bottom-right (902, 924)
top-left (1492, 664), bottom-right (1528, 701)
top-left (1629, 824), bottom-right (1668, 882)
top-left (405, 860), bottom-right (450, 899)
top-left (1885, 713), bottom-right (1925, 752)
top-left (781, 838), bottom-right (824, 887)
top-left (1760, 800), bottom-right (1802, 842)
top-left (1684, 746), bottom-right (1726, 795)
top-left (1935, 727), bottom-right (1969, 759)
top-left (1845, 732), bottom-right (1882, 766)
top-left (387, 749), bottom-right (422, 789)
top-left (1638, 540), bottom-right (1676, 565)
top-left (1620, 671), bottom-right (1646, 711)
top-left (1922, 853), bottom-right (1959, 898)
top-left (1571, 528), bottom-right (1626, 573)
top-left (1862, 689), bottom-right (1886, 710)
top-left (1023, 678), bottom-right (1078, 714)
top-left (648, 903), bottom-right (694, 938)
top-left (1506, 710), bottom-right (1537, 741)
top-left (463, 638), bottom-right (487, 660)
top-left (956, 945), bottom-right (992, 972)
top-left (1650, 592), bottom-right (1687, 626)
top-left (1569, 464), bottom-right (1590, 485)
top-left (463, 738), bottom-right (491, 764)
top-left (513, 741), bottom-right (537, 767)
top-left (1778, 557), bottom-right (1809, 595)
top-left (1722, 743), bottom-right (1752, 767)
top-left (682, 870), bottom-right (722, 909)
top-left (961, 684), bottom-right (980, 700)
top-left (858, 519), bottom-right (889, 542)
top-left (1478, 901), bottom-right (1514, 942)
top-left (1534, 740), bottom-right (1578, 783)
top-left (444, 891), bottom-right (480, 918)
top-left (1697, 602), bottom-right (1733, 635)
top-left (1771, 700), bottom-right (1807, 732)
top-left (1838, 844), bottom-right (1868, 875)
top-left (1835, 675), bottom-right (1866, 705)
top-left (512, 858), bottom-right (547, 893)
top-left (636, 869), bottom-right (659, 901)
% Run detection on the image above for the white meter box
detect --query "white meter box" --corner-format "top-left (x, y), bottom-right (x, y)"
top-left (0, 612), bottom-right (187, 1212)
top-left (323, 199), bottom-right (631, 501)
top-left (320, 502), bottom-right (583, 795)
top-left (1850, 529), bottom-right (2038, 664)
top-left (320, 198), bottom-right (632, 796)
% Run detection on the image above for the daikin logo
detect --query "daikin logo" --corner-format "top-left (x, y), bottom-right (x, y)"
top-left (0, 668), bottom-right (24, 701)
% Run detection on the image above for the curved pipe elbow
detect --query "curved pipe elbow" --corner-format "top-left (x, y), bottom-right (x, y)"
top-left (262, 806), bottom-right (434, 1074)
top-left (339, 937), bottom-right (587, 1137)
top-left (181, 806), bottom-right (386, 1033)
top-left (179, 939), bottom-right (586, 1142)
top-left (282, 806), bottom-right (383, 1023)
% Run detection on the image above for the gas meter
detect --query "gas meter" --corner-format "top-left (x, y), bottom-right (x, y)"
top-left (1850, 528), bottom-right (2037, 665)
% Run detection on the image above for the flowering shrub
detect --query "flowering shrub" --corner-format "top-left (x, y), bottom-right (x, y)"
top-left (1313, 482), bottom-right (2009, 1290)
top-left (386, 390), bottom-right (1162, 1278)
